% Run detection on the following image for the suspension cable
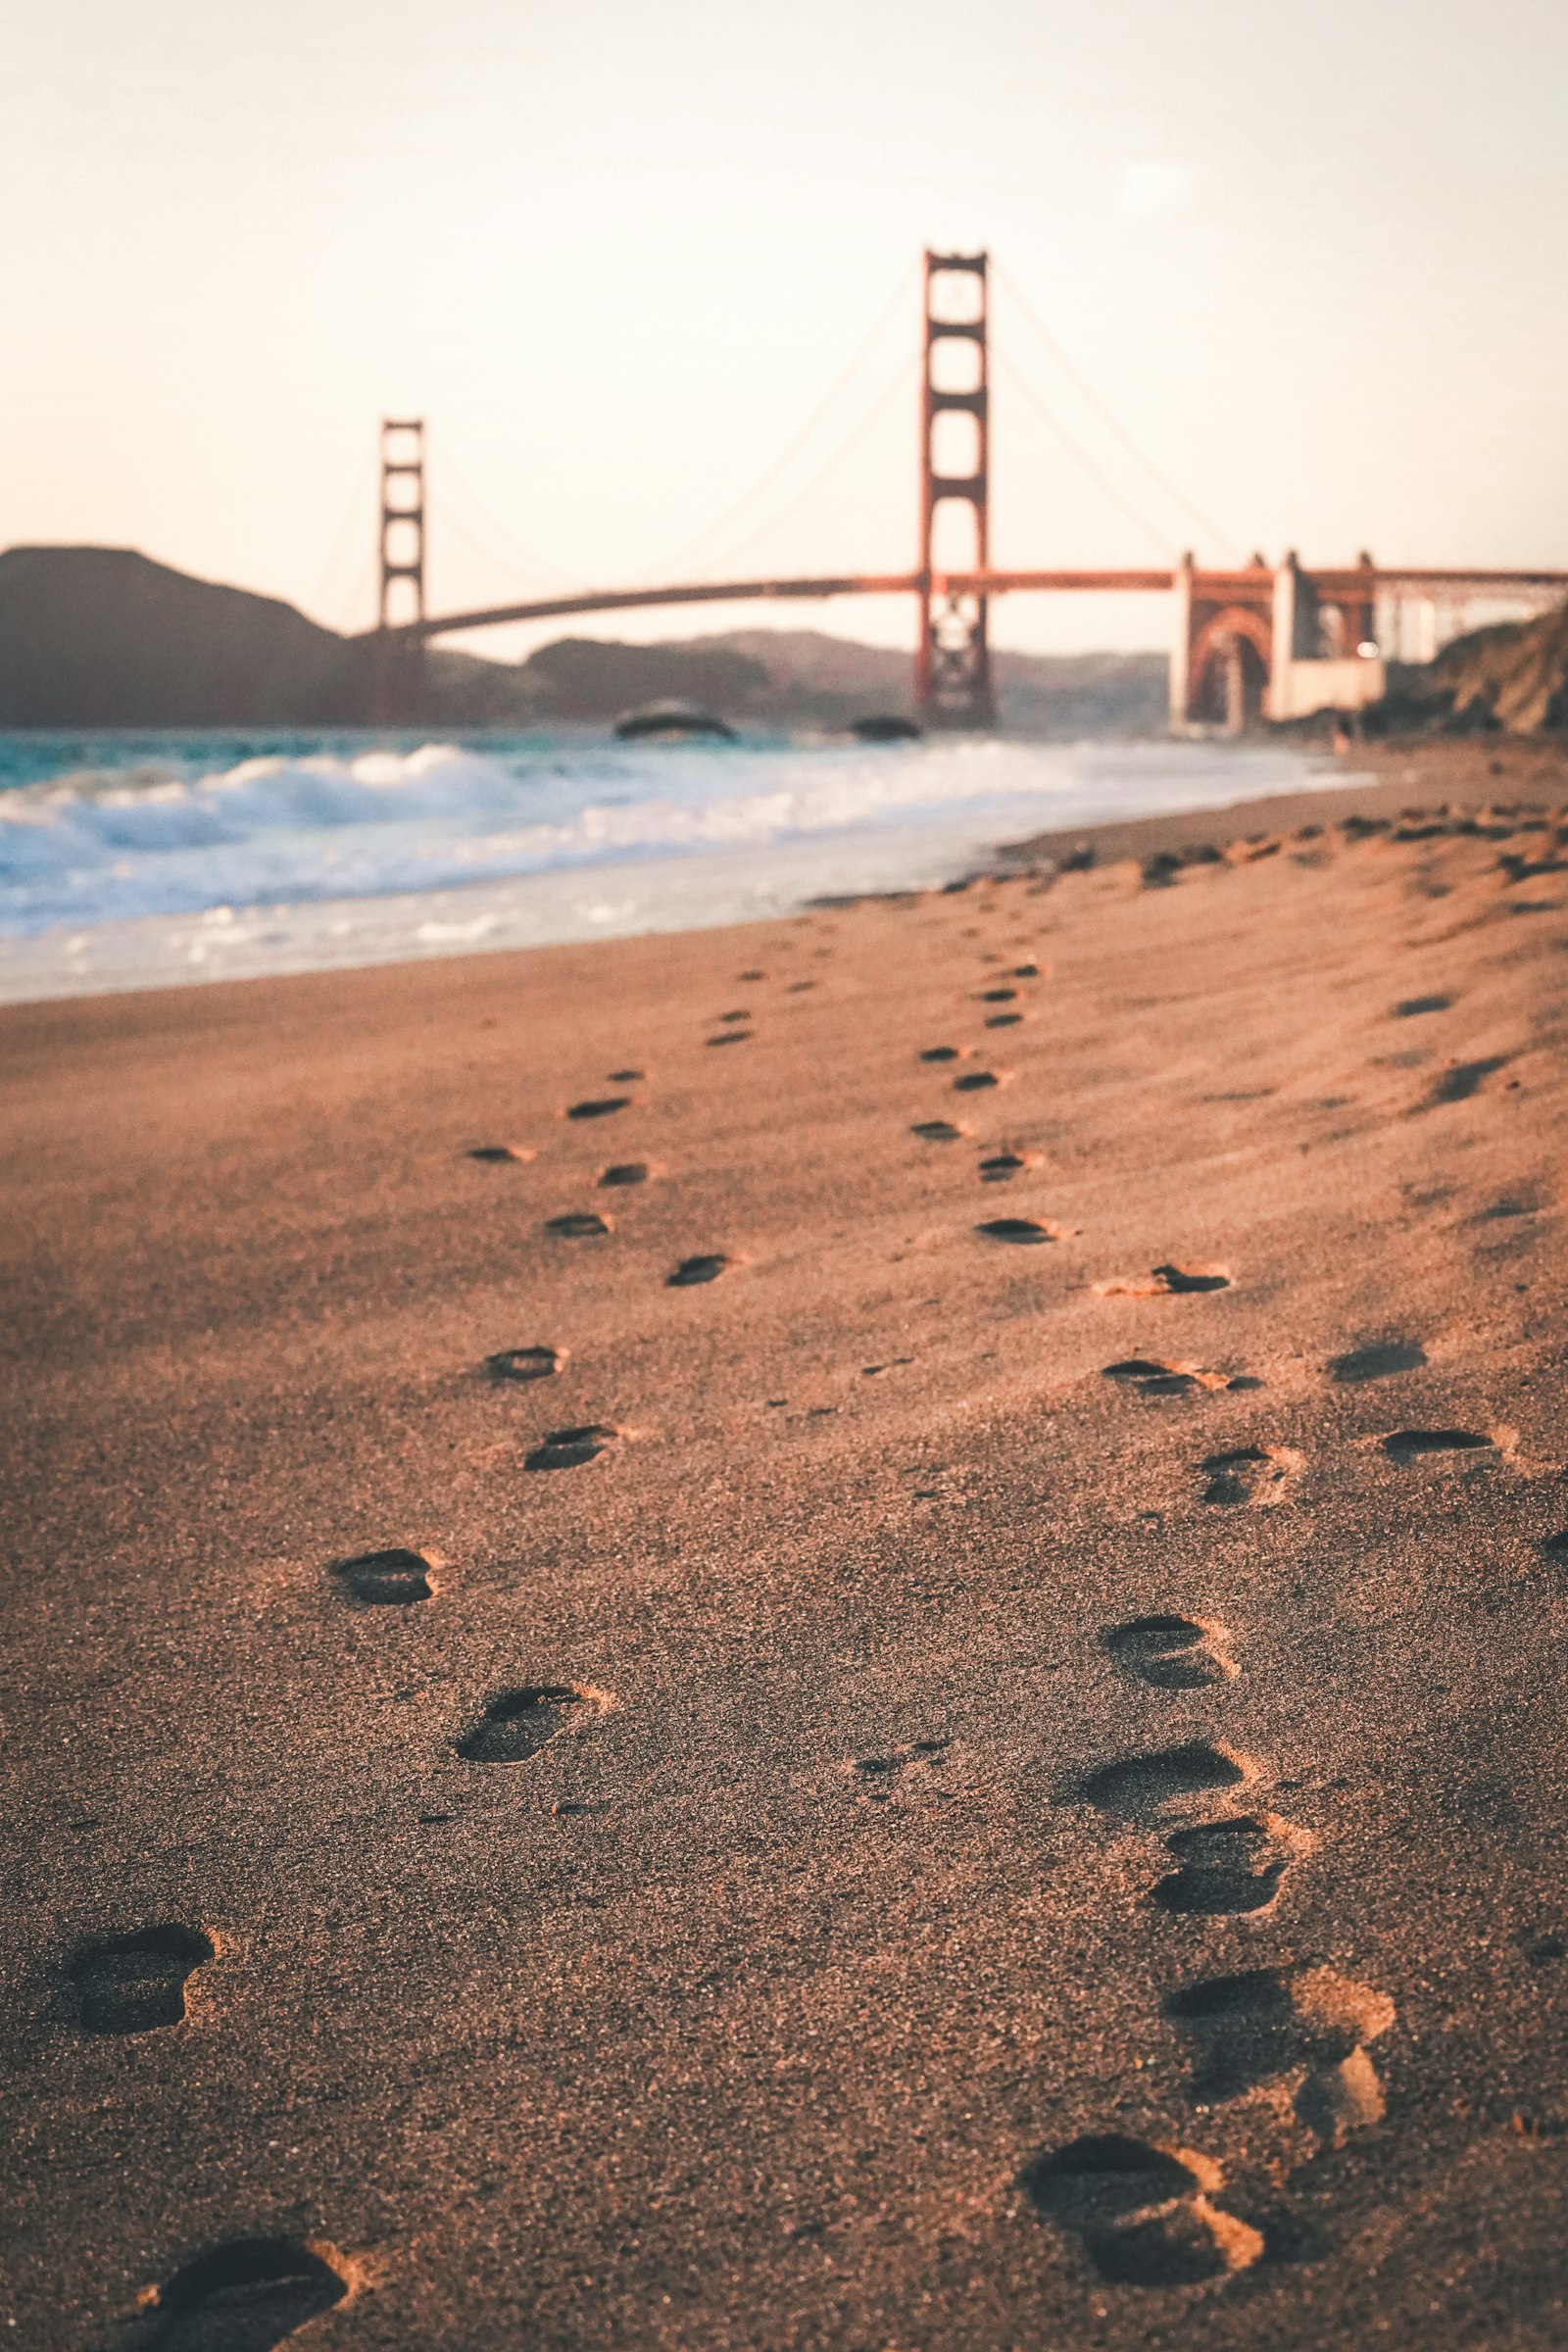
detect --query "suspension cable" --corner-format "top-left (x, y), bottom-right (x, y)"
top-left (308, 449), bottom-right (378, 629)
top-left (426, 428), bottom-right (584, 592)
top-left (430, 506), bottom-right (571, 620)
top-left (337, 543), bottom-right (380, 640)
top-left (642, 261), bottom-right (919, 584)
top-left (663, 354), bottom-right (914, 584)
top-left (995, 351), bottom-right (1173, 559)
top-left (995, 262), bottom-right (1240, 559)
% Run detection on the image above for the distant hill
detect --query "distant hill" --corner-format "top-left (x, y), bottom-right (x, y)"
top-left (0, 546), bottom-right (356, 725)
top-left (0, 547), bottom-right (529, 727)
top-left (694, 629), bottom-right (1167, 735)
top-left (1438, 600), bottom-right (1568, 732)
top-left (518, 633), bottom-right (773, 724)
top-left (1366, 598), bottom-right (1568, 736)
top-left (0, 545), bottom-right (1168, 736)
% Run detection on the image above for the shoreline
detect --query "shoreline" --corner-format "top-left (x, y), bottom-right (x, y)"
top-left (0, 734), bottom-right (1333, 1011)
top-left (993, 733), bottom-right (1568, 871)
top-left (9, 736), bottom-right (1564, 1012)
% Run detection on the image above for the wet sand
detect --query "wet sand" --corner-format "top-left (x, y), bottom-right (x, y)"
top-left (5, 738), bottom-right (1568, 2349)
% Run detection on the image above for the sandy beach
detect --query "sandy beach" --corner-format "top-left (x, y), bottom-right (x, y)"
top-left (6, 735), bottom-right (1568, 2350)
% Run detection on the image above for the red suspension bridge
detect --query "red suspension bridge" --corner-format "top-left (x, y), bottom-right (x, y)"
top-left (371, 252), bottom-right (1567, 732)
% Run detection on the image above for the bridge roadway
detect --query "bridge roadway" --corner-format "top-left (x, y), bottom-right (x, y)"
top-left (389, 564), bottom-right (1568, 645)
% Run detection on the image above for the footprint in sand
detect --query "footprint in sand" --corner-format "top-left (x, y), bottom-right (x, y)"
top-left (458, 1684), bottom-right (598, 1764)
top-left (600, 1161), bottom-right (653, 1188)
top-left (565, 1096), bottom-right (631, 1120)
top-left (486, 1345), bottom-right (564, 1383)
top-left (976, 1217), bottom-right (1062, 1246)
top-left (985, 1012), bottom-right (1024, 1028)
top-left (1395, 994), bottom-right (1452, 1017)
top-left (525, 1424), bottom-right (619, 1471)
top-left (1419, 1055), bottom-right (1510, 1109)
top-left (134, 2238), bottom-right (348, 2351)
top-left (1078, 1744), bottom-right (1309, 1916)
top-left (978, 1151), bottom-right (1036, 1182)
top-left (707, 1029), bottom-right (752, 1048)
top-left (1330, 1338), bottom-right (1426, 1383)
top-left (846, 1739), bottom-right (951, 1802)
top-left (1021, 2133), bottom-right (1261, 2285)
top-left (1152, 1816), bottom-right (1309, 1917)
top-left (70, 1926), bottom-right (215, 2035)
top-left (667, 1253), bottom-right (730, 1287)
top-left (1104, 1617), bottom-right (1236, 1690)
top-left (467, 1144), bottom-right (534, 1164)
top-left (607, 1068), bottom-right (645, 1082)
top-left (1199, 1446), bottom-right (1302, 1506)
top-left (920, 1046), bottom-right (963, 1062)
top-left (545, 1211), bottom-right (612, 1239)
top-left (1078, 1741), bottom-right (1250, 1823)
top-left (1475, 1193), bottom-right (1543, 1224)
top-left (911, 1119), bottom-right (967, 1142)
top-left (331, 1548), bottom-right (434, 1605)
top-left (1499, 841), bottom-right (1568, 883)
top-left (1380, 1428), bottom-right (1496, 1465)
top-left (954, 1069), bottom-right (1004, 1093)
top-left (976, 987), bottom-right (1017, 1004)
top-left (1164, 1966), bottom-right (1396, 2147)
top-left (1102, 1359), bottom-right (1233, 1398)
top-left (1100, 1264), bottom-right (1231, 1297)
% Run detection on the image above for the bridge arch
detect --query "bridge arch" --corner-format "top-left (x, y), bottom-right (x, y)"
top-left (1189, 604), bottom-right (1272, 733)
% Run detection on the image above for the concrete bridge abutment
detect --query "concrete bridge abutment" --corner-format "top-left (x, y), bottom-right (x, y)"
top-left (1172, 551), bottom-right (1387, 734)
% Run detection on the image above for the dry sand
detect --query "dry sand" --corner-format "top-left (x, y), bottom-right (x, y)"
top-left (5, 738), bottom-right (1568, 2349)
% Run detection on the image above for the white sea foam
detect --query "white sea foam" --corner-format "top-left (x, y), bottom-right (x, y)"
top-left (0, 729), bottom-right (1347, 1002)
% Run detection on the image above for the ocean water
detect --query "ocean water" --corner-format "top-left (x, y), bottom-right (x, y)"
top-left (0, 726), bottom-right (1345, 1003)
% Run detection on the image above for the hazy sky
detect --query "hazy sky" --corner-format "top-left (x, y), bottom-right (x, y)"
top-left (6, 0), bottom-right (1567, 657)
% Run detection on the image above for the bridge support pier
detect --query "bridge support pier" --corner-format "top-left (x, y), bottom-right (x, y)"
top-left (1169, 554), bottom-right (1194, 728)
top-left (1170, 554), bottom-right (1388, 732)
top-left (1262, 552), bottom-right (1385, 723)
top-left (916, 252), bottom-right (994, 728)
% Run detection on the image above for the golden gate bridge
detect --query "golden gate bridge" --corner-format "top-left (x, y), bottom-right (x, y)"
top-left (369, 252), bottom-right (1567, 732)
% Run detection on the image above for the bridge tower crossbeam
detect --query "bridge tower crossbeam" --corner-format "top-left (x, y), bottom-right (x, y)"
top-left (916, 251), bottom-right (994, 729)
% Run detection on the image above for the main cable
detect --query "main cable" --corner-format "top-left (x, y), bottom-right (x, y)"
top-left (995, 351), bottom-right (1174, 559)
top-left (644, 261), bottom-right (919, 585)
top-left (432, 498), bottom-right (567, 605)
top-left (426, 428), bottom-right (584, 594)
top-left (338, 544), bottom-right (380, 641)
top-left (662, 352), bottom-right (915, 585)
top-left (308, 449), bottom-right (378, 632)
top-left (995, 263), bottom-right (1240, 559)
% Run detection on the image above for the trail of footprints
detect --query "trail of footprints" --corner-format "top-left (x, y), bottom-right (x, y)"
top-left (956, 869), bottom-right (1443, 2272)
top-left (1027, 1608), bottom-right (1394, 2286)
top-left (74, 915), bottom-right (1523, 2331)
top-left (477, 1057), bottom-right (726, 1280)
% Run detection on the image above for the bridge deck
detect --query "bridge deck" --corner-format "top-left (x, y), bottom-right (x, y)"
top-left (392, 565), bottom-right (1568, 644)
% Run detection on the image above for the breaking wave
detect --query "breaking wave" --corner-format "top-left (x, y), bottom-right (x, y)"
top-left (0, 730), bottom-right (1326, 937)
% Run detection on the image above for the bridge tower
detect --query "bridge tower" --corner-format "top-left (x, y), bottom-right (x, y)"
top-left (374, 417), bottom-right (426, 722)
top-left (915, 251), bottom-right (994, 729)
